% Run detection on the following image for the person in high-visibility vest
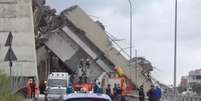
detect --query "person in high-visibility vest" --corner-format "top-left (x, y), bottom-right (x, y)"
top-left (26, 78), bottom-right (39, 98)
top-left (34, 80), bottom-right (39, 98)
top-left (26, 79), bottom-right (32, 98)
top-left (121, 79), bottom-right (127, 96)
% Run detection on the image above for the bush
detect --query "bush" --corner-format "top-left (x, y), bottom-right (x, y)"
top-left (191, 82), bottom-right (201, 95)
top-left (0, 71), bottom-right (22, 101)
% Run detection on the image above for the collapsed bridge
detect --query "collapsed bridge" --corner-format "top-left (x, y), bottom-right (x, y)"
top-left (0, 0), bottom-right (155, 95)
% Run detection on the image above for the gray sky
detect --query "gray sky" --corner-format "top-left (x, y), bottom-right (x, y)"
top-left (46, 0), bottom-right (201, 86)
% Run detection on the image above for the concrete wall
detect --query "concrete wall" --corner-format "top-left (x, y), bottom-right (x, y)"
top-left (0, 0), bottom-right (38, 77)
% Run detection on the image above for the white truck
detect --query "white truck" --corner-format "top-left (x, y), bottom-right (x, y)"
top-left (47, 72), bottom-right (70, 88)
top-left (46, 72), bottom-right (70, 101)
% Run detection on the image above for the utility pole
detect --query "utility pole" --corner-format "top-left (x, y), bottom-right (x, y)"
top-left (128, 0), bottom-right (133, 60)
top-left (135, 49), bottom-right (138, 86)
top-left (174, 0), bottom-right (178, 100)
top-left (128, 0), bottom-right (133, 82)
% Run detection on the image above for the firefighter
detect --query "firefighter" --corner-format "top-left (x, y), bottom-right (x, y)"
top-left (29, 78), bottom-right (39, 98)
top-left (26, 79), bottom-right (32, 98)
top-left (30, 79), bottom-right (36, 98)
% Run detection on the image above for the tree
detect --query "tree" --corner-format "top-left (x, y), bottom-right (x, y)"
top-left (177, 86), bottom-right (186, 93)
top-left (0, 71), bottom-right (22, 101)
top-left (191, 82), bottom-right (201, 95)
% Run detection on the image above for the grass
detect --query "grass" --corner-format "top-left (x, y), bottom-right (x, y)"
top-left (0, 71), bottom-right (22, 101)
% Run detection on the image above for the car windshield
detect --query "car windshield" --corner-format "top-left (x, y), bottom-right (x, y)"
top-left (48, 89), bottom-right (66, 95)
top-left (65, 98), bottom-right (110, 101)
top-left (48, 79), bottom-right (67, 87)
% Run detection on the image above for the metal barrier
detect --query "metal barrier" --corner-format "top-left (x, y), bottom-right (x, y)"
top-left (162, 95), bottom-right (201, 101)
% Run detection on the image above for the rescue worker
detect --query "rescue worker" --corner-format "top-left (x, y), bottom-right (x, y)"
top-left (39, 80), bottom-right (47, 94)
top-left (66, 83), bottom-right (74, 94)
top-left (113, 84), bottom-right (122, 101)
top-left (26, 79), bottom-right (32, 98)
top-left (117, 84), bottom-right (122, 94)
top-left (31, 79), bottom-right (36, 98)
top-left (97, 82), bottom-right (103, 93)
top-left (121, 79), bottom-right (127, 101)
top-left (93, 82), bottom-right (99, 93)
top-left (106, 84), bottom-right (112, 98)
top-left (147, 85), bottom-right (156, 101)
top-left (26, 78), bottom-right (39, 98)
top-left (138, 85), bottom-right (145, 101)
top-left (155, 86), bottom-right (162, 101)
top-left (113, 83), bottom-right (118, 96)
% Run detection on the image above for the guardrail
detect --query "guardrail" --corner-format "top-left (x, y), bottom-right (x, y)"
top-left (162, 95), bottom-right (201, 101)
top-left (124, 94), bottom-right (201, 101)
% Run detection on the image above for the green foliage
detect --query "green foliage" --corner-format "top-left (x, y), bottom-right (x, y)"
top-left (191, 82), bottom-right (201, 95)
top-left (177, 86), bottom-right (186, 93)
top-left (0, 71), bottom-right (22, 101)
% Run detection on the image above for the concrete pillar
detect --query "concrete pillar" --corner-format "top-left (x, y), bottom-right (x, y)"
top-left (0, 0), bottom-right (38, 77)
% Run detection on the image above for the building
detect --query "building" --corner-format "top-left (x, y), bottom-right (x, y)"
top-left (188, 69), bottom-right (201, 84)
top-left (180, 76), bottom-right (189, 88)
top-left (179, 68), bottom-right (201, 91)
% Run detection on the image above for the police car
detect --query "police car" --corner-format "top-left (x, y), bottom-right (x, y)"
top-left (58, 93), bottom-right (112, 101)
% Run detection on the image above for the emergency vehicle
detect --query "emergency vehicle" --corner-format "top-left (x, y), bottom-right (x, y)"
top-left (46, 72), bottom-right (70, 100)
top-left (59, 93), bottom-right (112, 101)
top-left (47, 72), bottom-right (70, 88)
top-left (46, 86), bottom-right (66, 101)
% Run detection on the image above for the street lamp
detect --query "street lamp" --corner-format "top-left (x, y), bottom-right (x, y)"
top-left (128, 0), bottom-right (133, 60)
top-left (128, 0), bottom-right (140, 87)
top-left (173, 0), bottom-right (178, 100)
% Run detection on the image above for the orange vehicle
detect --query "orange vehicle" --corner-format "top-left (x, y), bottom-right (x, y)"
top-left (106, 66), bottom-right (135, 96)
top-left (73, 83), bottom-right (93, 92)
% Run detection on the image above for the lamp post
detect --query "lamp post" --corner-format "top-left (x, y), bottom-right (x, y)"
top-left (128, 0), bottom-right (133, 60)
top-left (173, 0), bottom-right (178, 100)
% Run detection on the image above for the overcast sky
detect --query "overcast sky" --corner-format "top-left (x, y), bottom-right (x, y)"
top-left (46, 0), bottom-right (201, 86)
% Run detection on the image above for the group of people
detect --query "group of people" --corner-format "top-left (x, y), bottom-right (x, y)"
top-left (104, 83), bottom-right (125, 101)
top-left (26, 78), bottom-right (39, 98)
top-left (138, 85), bottom-right (162, 101)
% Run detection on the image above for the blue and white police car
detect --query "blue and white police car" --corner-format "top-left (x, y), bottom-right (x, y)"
top-left (58, 93), bottom-right (112, 101)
